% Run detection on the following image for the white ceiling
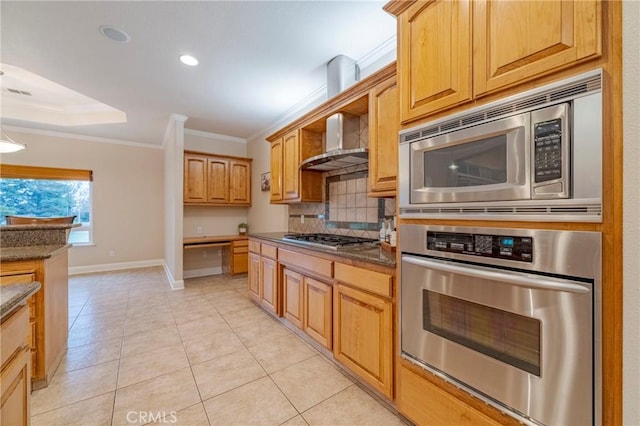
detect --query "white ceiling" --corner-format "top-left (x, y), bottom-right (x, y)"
top-left (0, 1), bottom-right (396, 146)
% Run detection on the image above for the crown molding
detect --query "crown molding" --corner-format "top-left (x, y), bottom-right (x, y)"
top-left (2, 125), bottom-right (163, 150)
top-left (184, 128), bottom-right (246, 144)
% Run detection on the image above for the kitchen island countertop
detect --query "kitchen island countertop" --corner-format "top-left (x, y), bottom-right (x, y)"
top-left (0, 244), bottom-right (72, 262)
top-left (1, 281), bottom-right (41, 320)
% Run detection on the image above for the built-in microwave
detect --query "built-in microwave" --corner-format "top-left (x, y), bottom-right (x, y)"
top-left (398, 69), bottom-right (603, 222)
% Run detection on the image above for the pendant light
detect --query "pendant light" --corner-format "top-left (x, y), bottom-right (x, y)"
top-left (0, 129), bottom-right (26, 153)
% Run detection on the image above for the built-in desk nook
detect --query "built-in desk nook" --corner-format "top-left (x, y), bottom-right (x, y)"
top-left (183, 235), bottom-right (248, 275)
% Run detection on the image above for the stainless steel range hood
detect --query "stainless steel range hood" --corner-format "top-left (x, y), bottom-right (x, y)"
top-left (300, 55), bottom-right (367, 172)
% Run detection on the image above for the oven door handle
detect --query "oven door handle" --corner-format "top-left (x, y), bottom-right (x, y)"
top-left (402, 256), bottom-right (590, 294)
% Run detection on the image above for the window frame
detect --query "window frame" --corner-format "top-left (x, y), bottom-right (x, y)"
top-left (0, 164), bottom-right (94, 245)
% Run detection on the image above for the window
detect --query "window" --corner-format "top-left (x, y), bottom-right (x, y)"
top-left (0, 164), bottom-right (93, 244)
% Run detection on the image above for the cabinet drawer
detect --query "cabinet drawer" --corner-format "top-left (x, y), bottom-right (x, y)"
top-left (1, 304), bottom-right (29, 369)
top-left (0, 273), bottom-right (35, 286)
top-left (261, 244), bottom-right (278, 260)
top-left (233, 246), bottom-right (248, 254)
top-left (249, 240), bottom-right (261, 254)
top-left (234, 240), bottom-right (249, 247)
top-left (334, 263), bottom-right (392, 298)
top-left (398, 366), bottom-right (501, 426)
top-left (278, 249), bottom-right (332, 279)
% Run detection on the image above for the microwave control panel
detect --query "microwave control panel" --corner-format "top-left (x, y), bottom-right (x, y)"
top-left (427, 231), bottom-right (533, 262)
top-left (534, 118), bottom-right (563, 183)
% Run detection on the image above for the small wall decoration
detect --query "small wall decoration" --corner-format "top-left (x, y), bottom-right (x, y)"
top-left (261, 172), bottom-right (271, 192)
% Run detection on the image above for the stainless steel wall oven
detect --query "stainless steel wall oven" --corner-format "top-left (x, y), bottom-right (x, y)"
top-left (399, 224), bottom-right (602, 426)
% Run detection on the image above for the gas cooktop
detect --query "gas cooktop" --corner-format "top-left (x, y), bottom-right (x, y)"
top-left (282, 233), bottom-right (379, 250)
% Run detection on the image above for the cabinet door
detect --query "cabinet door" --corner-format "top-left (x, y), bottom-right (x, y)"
top-left (282, 130), bottom-right (300, 201)
top-left (184, 154), bottom-right (208, 202)
top-left (248, 253), bottom-right (261, 302)
top-left (260, 257), bottom-right (279, 316)
top-left (473, 0), bottom-right (601, 95)
top-left (229, 160), bottom-right (251, 205)
top-left (398, 0), bottom-right (472, 122)
top-left (334, 283), bottom-right (393, 398)
top-left (0, 347), bottom-right (30, 426)
top-left (304, 277), bottom-right (332, 349)
top-left (207, 158), bottom-right (229, 203)
top-left (369, 77), bottom-right (399, 196)
top-left (270, 139), bottom-right (283, 202)
top-left (282, 269), bottom-right (304, 329)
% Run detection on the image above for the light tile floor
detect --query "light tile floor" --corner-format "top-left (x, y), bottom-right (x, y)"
top-left (31, 267), bottom-right (407, 426)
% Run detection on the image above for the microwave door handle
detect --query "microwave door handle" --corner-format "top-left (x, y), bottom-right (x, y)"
top-left (402, 256), bottom-right (589, 294)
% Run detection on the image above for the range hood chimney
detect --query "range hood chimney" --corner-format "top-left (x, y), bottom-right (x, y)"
top-left (300, 55), bottom-right (368, 172)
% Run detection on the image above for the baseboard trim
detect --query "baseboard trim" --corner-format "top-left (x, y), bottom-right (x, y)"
top-left (161, 262), bottom-right (184, 290)
top-left (68, 259), bottom-right (164, 275)
top-left (183, 267), bottom-right (223, 279)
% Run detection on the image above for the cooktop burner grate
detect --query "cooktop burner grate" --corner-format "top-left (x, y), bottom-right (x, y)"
top-left (282, 233), bottom-right (379, 249)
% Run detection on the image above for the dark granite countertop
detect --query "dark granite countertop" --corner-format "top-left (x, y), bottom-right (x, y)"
top-left (0, 244), bottom-right (72, 262)
top-left (248, 232), bottom-right (396, 268)
top-left (1, 281), bottom-right (41, 320)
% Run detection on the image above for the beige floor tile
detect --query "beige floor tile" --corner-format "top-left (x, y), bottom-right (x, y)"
top-left (117, 344), bottom-right (190, 388)
top-left (271, 355), bottom-right (353, 412)
top-left (124, 313), bottom-right (176, 336)
top-left (67, 323), bottom-right (125, 348)
top-left (30, 391), bottom-right (114, 426)
top-left (203, 376), bottom-right (297, 426)
top-left (71, 308), bottom-right (127, 329)
top-left (31, 360), bottom-right (119, 416)
top-left (58, 337), bottom-right (123, 373)
top-left (151, 403), bottom-right (210, 425)
top-left (192, 348), bottom-right (266, 400)
top-left (172, 306), bottom-right (220, 325)
top-left (112, 368), bottom-right (201, 426)
top-left (121, 325), bottom-right (182, 358)
top-left (211, 295), bottom-right (256, 315)
top-left (247, 333), bottom-right (316, 373)
top-left (221, 305), bottom-right (271, 329)
top-left (183, 327), bottom-right (245, 365)
top-left (233, 315), bottom-right (292, 345)
top-left (280, 415), bottom-right (310, 426)
top-left (301, 385), bottom-right (405, 426)
top-left (176, 313), bottom-right (230, 341)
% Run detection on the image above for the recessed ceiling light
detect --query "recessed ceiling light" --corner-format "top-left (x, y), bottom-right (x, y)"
top-left (99, 25), bottom-right (131, 43)
top-left (179, 54), bottom-right (199, 66)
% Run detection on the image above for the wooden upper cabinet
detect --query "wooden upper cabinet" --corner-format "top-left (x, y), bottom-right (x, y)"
top-left (369, 77), bottom-right (399, 196)
top-left (283, 129), bottom-right (300, 201)
top-left (229, 159), bottom-right (251, 205)
top-left (184, 151), bottom-right (251, 206)
top-left (473, 0), bottom-right (602, 96)
top-left (206, 157), bottom-right (229, 203)
top-left (398, 0), bottom-right (472, 123)
top-left (270, 138), bottom-right (283, 202)
top-left (184, 154), bottom-right (208, 202)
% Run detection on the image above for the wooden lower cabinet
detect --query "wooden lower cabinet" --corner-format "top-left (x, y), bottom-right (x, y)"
top-left (230, 240), bottom-right (248, 274)
top-left (248, 252), bottom-right (261, 302)
top-left (260, 257), bottom-right (278, 315)
top-left (282, 268), bottom-right (303, 329)
top-left (303, 277), bottom-right (332, 349)
top-left (0, 304), bottom-right (31, 426)
top-left (0, 250), bottom-right (69, 389)
top-left (333, 283), bottom-right (393, 399)
top-left (398, 365), bottom-right (501, 426)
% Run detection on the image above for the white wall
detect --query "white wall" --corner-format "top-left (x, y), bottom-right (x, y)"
top-left (623, 1), bottom-right (640, 424)
top-left (163, 115), bottom-right (187, 289)
top-left (2, 128), bottom-right (165, 270)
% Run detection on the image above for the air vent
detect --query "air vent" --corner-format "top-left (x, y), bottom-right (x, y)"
top-left (514, 207), bottom-right (548, 213)
top-left (440, 121), bottom-right (461, 132)
top-left (486, 207), bottom-right (515, 213)
top-left (420, 208), bottom-right (441, 214)
top-left (400, 69), bottom-right (602, 145)
top-left (7, 88), bottom-right (32, 96)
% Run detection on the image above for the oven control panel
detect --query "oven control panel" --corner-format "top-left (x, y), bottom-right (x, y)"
top-left (427, 231), bottom-right (533, 262)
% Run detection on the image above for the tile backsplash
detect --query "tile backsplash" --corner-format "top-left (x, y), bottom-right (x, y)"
top-left (289, 164), bottom-right (396, 239)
